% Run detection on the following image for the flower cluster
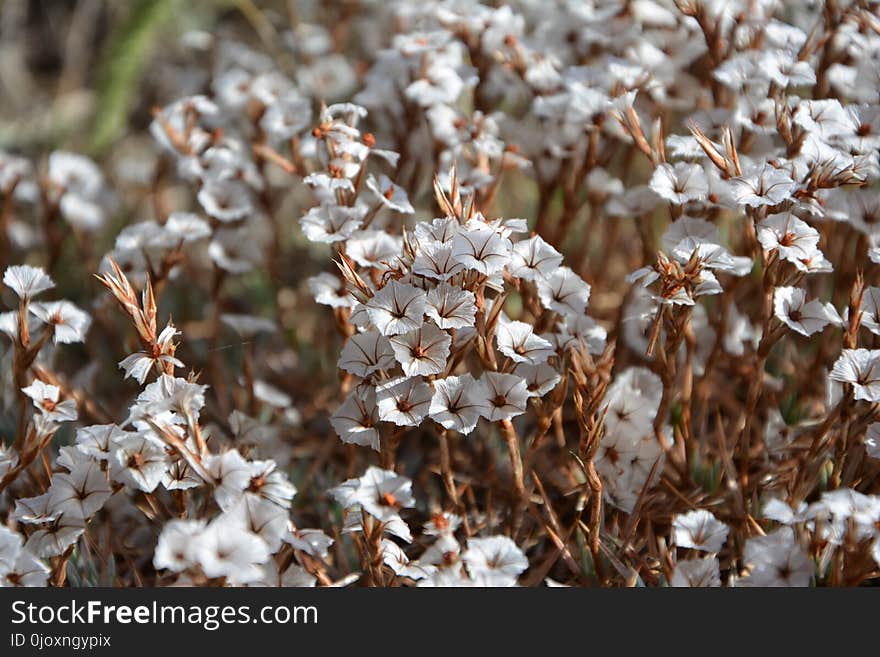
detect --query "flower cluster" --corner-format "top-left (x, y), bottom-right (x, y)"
top-left (1, 0), bottom-right (880, 588)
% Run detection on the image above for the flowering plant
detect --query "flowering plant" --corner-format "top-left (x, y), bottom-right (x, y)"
top-left (1, 0), bottom-right (880, 588)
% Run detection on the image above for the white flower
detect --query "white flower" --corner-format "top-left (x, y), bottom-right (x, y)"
top-left (375, 376), bottom-right (433, 426)
top-left (474, 372), bottom-right (529, 421)
top-left (193, 514), bottom-right (271, 584)
top-left (381, 539), bottom-right (432, 580)
top-left (429, 374), bottom-right (481, 435)
top-left (0, 527), bottom-right (49, 587)
top-left (3, 265), bottom-right (54, 299)
top-left (197, 179), bottom-right (253, 222)
top-left (451, 220), bottom-right (511, 275)
top-left (513, 362), bottom-right (562, 398)
top-left (830, 349), bottom-right (880, 402)
top-left (773, 287), bottom-right (837, 336)
top-left (462, 536), bottom-right (528, 582)
top-left (47, 461), bottom-right (112, 522)
top-left (496, 319), bottom-right (554, 364)
top-left (738, 527), bottom-right (813, 587)
top-left (389, 323), bottom-right (452, 376)
top-left (154, 519), bottom-right (206, 572)
top-left (366, 174), bottom-right (414, 214)
top-left (346, 230), bottom-right (402, 269)
top-left (300, 203), bottom-right (364, 243)
top-left (29, 301), bottom-right (91, 344)
top-left (365, 280), bottom-right (427, 336)
top-left (227, 495), bottom-right (289, 552)
top-left (412, 241), bottom-right (464, 281)
top-left (22, 380), bottom-right (77, 422)
top-left (672, 509), bottom-right (729, 553)
top-left (204, 449), bottom-right (253, 511)
top-left (509, 235), bottom-right (562, 281)
top-left (285, 529), bottom-right (334, 559)
top-left (649, 162), bottom-right (708, 205)
top-left (731, 164), bottom-right (797, 207)
top-left (109, 433), bottom-right (169, 493)
top-left (308, 272), bottom-right (356, 308)
top-left (208, 227), bottom-right (263, 273)
top-left (331, 386), bottom-right (380, 450)
top-left (119, 324), bottom-right (183, 385)
top-left (330, 466), bottom-right (415, 527)
top-left (246, 460), bottom-right (297, 508)
top-left (338, 330), bottom-right (395, 378)
top-left (425, 283), bottom-right (476, 329)
top-left (536, 267), bottom-right (591, 315)
top-left (757, 212), bottom-right (821, 266)
top-left (670, 558), bottom-right (721, 587)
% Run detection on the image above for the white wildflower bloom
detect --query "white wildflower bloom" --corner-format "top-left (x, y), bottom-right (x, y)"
top-left (245, 460), bottom-right (296, 508)
top-left (109, 433), bottom-right (169, 493)
top-left (670, 558), bottom-right (721, 587)
top-left (300, 203), bottom-right (364, 243)
top-left (24, 517), bottom-right (85, 559)
top-left (381, 539), bottom-right (433, 580)
top-left (366, 174), bottom-right (414, 214)
top-left (331, 386), bottom-right (380, 450)
top-left (496, 319), bottom-right (554, 365)
top-left (509, 235), bottom-right (563, 281)
top-left (193, 514), bottom-right (271, 584)
top-left (672, 509), bottom-right (729, 553)
top-left (552, 314), bottom-right (607, 354)
top-left (154, 519), bottom-right (206, 573)
top-left (204, 449), bottom-right (253, 512)
top-left (731, 164), bottom-right (797, 207)
top-left (346, 230), bottom-right (402, 269)
top-left (197, 179), bottom-right (253, 222)
top-left (474, 372), bottom-right (529, 421)
top-left (29, 301), bottom-right (91, 344)
top-left (412, 241), bottom-right (464, 281)
top-left (462, 536), bottom-right (528, 581)
top-left (285, 529), bottom-right (334, 559)
top-left (3, 265), bottom-right (54, 299)
top-left (429, 374), bottom-right (481, 435)
top-left (649, 162), bottom-right (709, 204)
top-left (308, 272), bottom-right (355, 308)
top-left (513, 362), bottom-right (561, 398)
top-left (757, 212), bottom-right (821, 266)
top-left (830, 349), bottom-right (880, 402)
top-left (375, 376), bottom-right (433, 426)
top-left (22, 380), bottom-right (77, 422)
top-left (763, 499), bottom-right (809, 525)
top-left (338, 330), bottom-right (395, 378)
top-left (209, 227), bottom-right (263, 273)
top-left (425, 283), bottom-right (477, 330)
top-left (451, 220), bottom-right (511, 275)
top-left (414, 217), bottom-right (458, 244)
top-left (0, 527), bottom-right (49, 586)
top-left (365, 280), bottom-right (427, 336)
top-left (389, 323), bottom-right (452, 377)
top-left (536, 267), bottom-right (591, 315)
top-left (738, 527), bottom-right (813, 587)
top-left (227, 495), bottom-right (289, 552)
top-left (330, 466), bottom-right (415, 526)
top-left (119, 324), bottom-right (183, 384)
top-left (773, 287), bottom-right (837, 337)
top-left (47, 461), bottom-right (112, 523)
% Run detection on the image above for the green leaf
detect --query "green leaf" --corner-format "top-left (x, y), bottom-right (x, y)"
top-left (89, 0), bottom-right (177, 154)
